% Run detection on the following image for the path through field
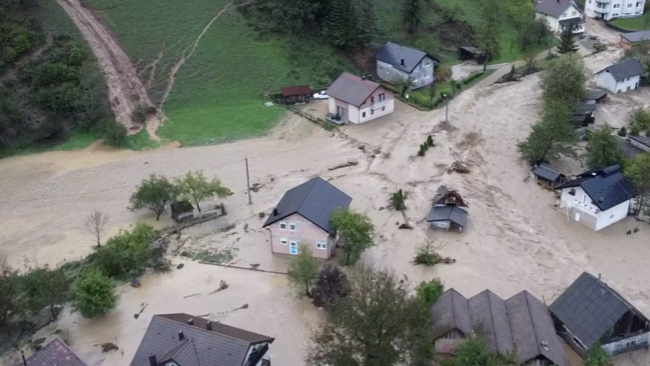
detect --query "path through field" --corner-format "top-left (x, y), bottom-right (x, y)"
top-left (55, 0), bottom-right (160, 138)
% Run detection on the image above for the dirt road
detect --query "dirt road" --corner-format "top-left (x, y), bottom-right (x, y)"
top-left (55, 0), bottom-right (159, 136)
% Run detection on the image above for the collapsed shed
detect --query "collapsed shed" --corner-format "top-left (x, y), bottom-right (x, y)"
top-left (426, 186), bottom-right (469, 232)
top-left (171, 201), bottom-right (194, 223)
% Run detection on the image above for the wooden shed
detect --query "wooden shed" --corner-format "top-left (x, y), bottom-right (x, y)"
top-left (280, 85), bottom-right (311, 104)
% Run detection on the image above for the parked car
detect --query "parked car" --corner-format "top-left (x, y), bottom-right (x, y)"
top-left (313, 91), bottom-right (329, 100)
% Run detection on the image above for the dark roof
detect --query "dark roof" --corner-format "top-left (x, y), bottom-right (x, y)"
top-left (555, 165), bottom-right (638, 211)
top-left (630, 135), bottom-right (650, 147)
top-left (281, 85), bottom-right (311, 97)
top-left (459, 46), bottom-right (480, 53)
top-left (430, 289), bottom-right (472, 339)
top-left (468, 290), bottom-right (515, 355)
top-left (16, 339), bottom-right (86, 366)
top-left (506, 291), bottom-right (570, 366)
top-left (621, 30), bottom-right (650, 43)
top-left (573, 103), bottom-right (596, 116)
top-left (263, 177), bottom-right (352, 233)
top-left (376, 42), bottom-right (439, 74)
top-left (586, 89), bottom-right (608, 101)
top-left (531, 164), bottom-right (563, 182)
top-left (616, 137), bottom-right (645, 158)
top-left (426, 205), bottom-right (468, 227)
top-left (559, 17), bottom-right (585, 26)
top-left (326, 73), bottom-right (382, 107)
top-left (130, 314), bottom-right (274, 366)
top-left (550, 272), bottom-right (650, 349)
top-left (595, 58), bottom-right (645, 82)
top-left (534, 0), bottom-right (576, 18)
top-left (431, 289), bottom-right (569, 366)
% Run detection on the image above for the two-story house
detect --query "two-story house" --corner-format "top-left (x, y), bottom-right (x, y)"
top-left (326, 72), bottom-right (394, 124)
top-left (556, 165), bottom-right (637, 231)
top-left (375, 42), bottom-right (439, 90)
top-left (535, 0), bottom-right (585, 34)
top-left (594, 58), bottom-right (644, 93)
top-left (131, 313), bottom-right (275, 366)
top-left (551, 272), bottom-right (650, 358)
top-left (263, 177), bottom-right (352, 259)
top-left (585, 0), bottom-right (646, 20)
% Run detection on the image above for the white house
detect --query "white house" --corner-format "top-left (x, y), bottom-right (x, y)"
top-left (556, 165), bottom-right (637, 231)
top-left (535, 0), bottom-right (585, 34)
top-left (375, 42), bottom-right (439, 90)
top-left (594, 58), bottom-right (644, 93)
top-left (326, 72), bottom-right (394, 124)
top-left (585, 0), bottom-right (646, 20)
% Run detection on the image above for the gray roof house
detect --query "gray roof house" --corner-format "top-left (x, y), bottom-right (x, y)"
top-left (595, 58), bottom-right (644, 94)
top-left (263, 177), bottom-right (352, 259)
top-left (620, 30), bottom-right (650, 48)
top-left (376, 42), bottom-right (439, 90)
top-left (534, 0), bottom-right (584, 34)
top-left (15, 339), bottom-right (86, 366)
top-left (430, 289), bottom-right (570, 366)
top-left (550, 273), bottom-right (650, 357)
top-left (131, 314), bottom-right (275, 366)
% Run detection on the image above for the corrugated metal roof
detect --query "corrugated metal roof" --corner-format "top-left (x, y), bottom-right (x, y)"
top-left (550, 272), bottom-right (650, 349)
top-left (326, 73), bottom-right (382, 107)
top-left (263, 176), bottom-right (352, 233)
top-left (595, 58), bottom-right (645, 82)
top-left (17, 339), bottom-right (86, 366)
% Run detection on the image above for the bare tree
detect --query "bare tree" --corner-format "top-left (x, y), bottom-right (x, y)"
top-left (84, 210), bottom-right (109, 247)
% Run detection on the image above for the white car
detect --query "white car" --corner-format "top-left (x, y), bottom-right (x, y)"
top-left (313, 91), bottom-right (329, 100)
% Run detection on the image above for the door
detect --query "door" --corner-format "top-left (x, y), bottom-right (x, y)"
top-left (289, 241), bottom-right (298, 255)
top-left (574, 212), bottom-right (580, 222)
top-left (336, 106), bottom-right (348, 121)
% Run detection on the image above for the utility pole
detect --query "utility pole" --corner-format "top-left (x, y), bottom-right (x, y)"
top-left (245, 158), bottom-right (252, 205)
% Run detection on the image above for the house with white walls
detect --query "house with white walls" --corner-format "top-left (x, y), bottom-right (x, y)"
top-left (376, 42), bottom-right (439, 90)
top-left (326, 72), bottom-right (394, 124)
top-left (595, 58), bottom-right (644, 93)
top-left (585, 0), bottom-right (646, 20)
top-left (556, 165), bottom-right (637, 231)
top-left (535, 0), bottom-right (585, 34)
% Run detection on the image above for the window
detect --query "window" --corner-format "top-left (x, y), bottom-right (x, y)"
top-left (572, 10), bottom-right (577, 15)
top-left (316, 242), bottom-right (327, 250)
top-left (289, 223), bottom-right (296, 231)
top-left (627, 3), bottom-right (633, 7)
top-left (425, 61), bottom-right (431, 66)
top-left (563, 12), bottom-right (567, 17)
top-left (371, 96), bottom-right (374, 104)
top-left (613, 4), bottom-right (620, 8)
top-left (379, 93), bottom-right (385, 101)
top-left (569, 188), bottom-right (576, 196)
top-left (371, 109), bottom-right (374, 115)
top-left (382, 106), bottom-right (385, 111)
top-left (638, 1), bottom-right (642, 6)
top-left (609, 214), bottom-right (615, 220)
top-left (280, 238), bottom-right (288, 245)
top-left (362, 112), bottom-right (366, 118)
top-left (279, 222), bottom-right (287, 230)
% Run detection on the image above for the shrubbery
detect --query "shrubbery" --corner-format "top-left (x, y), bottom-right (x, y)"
top-left (74, 269), bottom-right (117, 318)
top-left (103, 121), bottom-right (127, 147)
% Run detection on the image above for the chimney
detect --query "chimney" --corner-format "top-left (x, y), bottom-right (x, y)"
top-left (272, 208), bottom-right (278, 216)
top-left (179, 331), bottom-right (185, 340)
top-left (400, 59), bottom-right (405, 66)
top-left (148, 354), bottom-right (157, 366)
top-left (598, 273), bottom-right (602, 280)
top-left (187, 317), bottom-right (194, 325)
top-left (206, 321), bottom-right (212, 330)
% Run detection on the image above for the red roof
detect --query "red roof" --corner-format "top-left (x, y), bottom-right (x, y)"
top-left (281, 85), bottom-right (311, 97)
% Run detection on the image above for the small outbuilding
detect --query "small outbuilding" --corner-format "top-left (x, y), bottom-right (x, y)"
top-left (458, 46), bottom-right (481, 60)
top-left (585, 89), bottom-right (608, 104)
top-left (531, 164), bottom-right (565, 187)
top-left (594, 58), bottom-right (644, 94)
top-left (426, 186), bottom-right (468, 232)
top-left (280, 85), bottom-right (311, 104)
top-left (620, 30), bottom-right (650, 49)
top-left (170, 200), bottom-right (194, 223)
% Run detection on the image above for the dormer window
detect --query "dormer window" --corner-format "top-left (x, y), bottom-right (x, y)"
top-left (569, 188), bottom-right (576, 196)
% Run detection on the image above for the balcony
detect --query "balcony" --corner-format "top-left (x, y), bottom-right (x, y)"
top-left (371, 100), bottom-right (389, 110)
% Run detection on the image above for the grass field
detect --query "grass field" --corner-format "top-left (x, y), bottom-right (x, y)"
top-left (611, 16), bottom-right (650, 31)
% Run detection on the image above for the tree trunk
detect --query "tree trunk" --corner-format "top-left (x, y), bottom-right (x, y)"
top-left (197, 201), bottom-right (202, 213)
top-left (483, 55), bottom-right (488, 72)
top-left (636, 195), bottom-right (645, 217)
top-left (96, 235), bottom-right (101, 247)
top-left (156, 211), bottom-right (162, 221)
top-left (50, 303), bottom-right (57, 319)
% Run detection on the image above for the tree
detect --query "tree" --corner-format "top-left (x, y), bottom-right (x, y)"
top-left (74, 269), bottom-right (117, 318)
top-left (176, 170), bottom-right (231, 213)
top-left (402, 0), bottom-right (421, 34)
top-left (84, 209), bottom-right (109, 247)
top-left (355, 0), bottom-right (377, 51)
top-left (518, 98), bottom-right (576, 163)
top-left (416, 278), bottom-right (444, 307)
top-left (311, 264), bottom-right (349, 308)
top-left (541, 54), bottom-right (588, 108)
top-left (586, 124), bottom-right (624, 168)
top-left (306, 266), bottom-right (433, 366)
top-left (436, 64), bottom-right (452, 84)
top-left (243, 0), bottom-right (333, 34)
top-left (557, 26), bottom-right (579, 54)
top-left (627, 107), bottom-right (650, 133)
top-left (455, 335), bottom-right (498, 366)
top-left (478, 0), bottom-right (501, 70)
top-left (583, 344), bottom-right (612, 366)
top-left (287, 244), bottom-right (320, 298)
top-left (323, 0), bottom-right (358, 49)
top-left (625, 153), bottom-right (650, 216)
top-left (129, 174), bottom-right (178, 220)
top-left (21, 267), bottom-right (71, 318)
top-left (393, 75), bottom-right (414, 96)
top-left (0, 253), bottom-right (21, 328)
top-left (330, 208), bottom-right (374, 265)
top-left (103, 121), bottom-right (127, 147)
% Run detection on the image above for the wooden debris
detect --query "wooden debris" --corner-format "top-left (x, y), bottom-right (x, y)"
top-left (328, 159), bottom-right (358, 171)
top-left (98, 343), bottom-right (119, 353)
top-left (447, 161), bottom-right (470, 174)
top-left (209, 280), bottom-right (229, 295)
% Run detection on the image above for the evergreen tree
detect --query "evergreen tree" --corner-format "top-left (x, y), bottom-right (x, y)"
top-left (402, 0), bottom-right (421, 34)
top-left (354, 0), bottom-right (377, 51)
top-left (541, 54), bottom-right (588, 108)
top-left (557, 26), bottom-right (579, 54)
top-left (478, 0), bottom-right (502, 70)
top-left (586, 124), bottom-right (624, 169)
top-left (518, 98), bottom-right (576, 164)
top-left (323, 0), bottom-right (358, 49)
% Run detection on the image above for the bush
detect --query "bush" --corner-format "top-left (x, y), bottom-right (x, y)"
top-left (426, 135), bottom-right (434, 147)
top-left (86, 223), bottom-right (158, 279)
top-left (413, 240), bottom-right (440, 266)
top-left (103, 121), bottom-right (127, 147)
top-left (391, 189), bottom-right (407, 210)
top-left (312, 264), bottom-right (349, 308)
top-left (416, 279), bottom-right (444, 306)
top-left (631, 125), bottom-right (641, 136)
top-left (618, 126), bottom-right (628, 137)
top-left (74, 270), bottom-right (117, 318)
